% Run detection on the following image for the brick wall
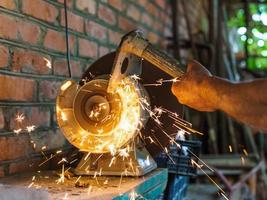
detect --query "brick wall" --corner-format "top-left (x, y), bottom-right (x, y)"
top-left (0, 0), bottom-right (172, 177)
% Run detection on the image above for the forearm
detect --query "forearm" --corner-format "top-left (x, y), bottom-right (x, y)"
top-left (208, 77), bottom-right (267, 131)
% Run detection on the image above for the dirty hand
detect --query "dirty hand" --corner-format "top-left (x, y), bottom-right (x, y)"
top-left (171, 60), bottom-right (218, 112)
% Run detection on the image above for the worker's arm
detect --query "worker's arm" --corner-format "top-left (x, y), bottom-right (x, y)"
top-left (171, 60), bottom-right (267, 131)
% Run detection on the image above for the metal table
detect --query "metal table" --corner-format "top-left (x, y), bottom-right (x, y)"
top-left (0, 168), bottom-right (168, 200)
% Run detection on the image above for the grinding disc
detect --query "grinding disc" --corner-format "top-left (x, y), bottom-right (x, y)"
top-left (81, 52), bottom-right (183, 157)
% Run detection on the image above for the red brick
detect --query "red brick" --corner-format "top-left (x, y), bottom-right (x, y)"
top-left (0, 75), bottom-right (35, 101)
top-left (0, 14), bottom-right (17, 40)
top-left (152, 19), bottom-right (163, 31)
top-left (17, 21), bottom-right (40, 44)
top-left (98, 4), bottom-right (116, 25)
top-left (60, 9), bottom-right (84, 33)
top-left (78, 38), bottom-right (98, 58)
top-left (0, 46), bottom-right (9, 68)
top-left (0, 109), bottom-right (4, 129)
top-left (76, 0), bottom-right (96, 15)
top-left (30, 129), bottom-right (68, 153)
top-left (146, 3), bottom-right (158, 18)
top-left (0, 14), bottom-right (40, 44)
top-left (22, 0), bottom-right (58, 23)
top-left (108, 30), bottom-right (121, 45)
top-left (147, 32), bottom-right (159, 44)
top-left (9, 107), bottom-right (51, 130)
top-left (156, 0), bottom-right (166, 9)
top-left (54, 59), bottom-right (83, 78)
top-left (0, 0), bottom-right (16, 10)
top-left (0, 166), bottom-right (4, 177)
top-left (12, 49), bottom-right (51, 74)
top-left (31, 107), bottom-right (51, 127)
top-left (108, 0), bottom-right (125, 11)
top-left (57, 0), bottom-right (73, 7)
top-left (118, 16), bottom-right (136, 32)
top-left (0, 135), bottom-right (32, 161)
top-left (39, 80), bottom-right (62, 101)
top-left (127, 5), bottom-right (141, 21)
top-left (44, 29), bottom-right (75, 53)
top-left (137, 0), bottom-right (149, 7)
top-left (86, 21), bottom-right (107, 40)
top-left (99, 46), bottom-right (109, 57)
top-left (141, 13), bottom-right (153, 27)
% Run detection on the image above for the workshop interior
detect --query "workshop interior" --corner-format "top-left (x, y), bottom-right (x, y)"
top-left (0, 0), bottom-right (267, 199)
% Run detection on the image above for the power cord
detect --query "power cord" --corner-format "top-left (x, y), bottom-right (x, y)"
top-left (64, 0), bottom-right (72, 78)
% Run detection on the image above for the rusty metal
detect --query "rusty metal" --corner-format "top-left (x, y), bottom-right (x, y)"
top-left (199, 155), bottom-right (265, 199)
top-left (108, 30), bottom-right (185, 93)
top-left (213, 160), bottom-right (264, 199)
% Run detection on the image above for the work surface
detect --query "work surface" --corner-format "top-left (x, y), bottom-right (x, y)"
top-left (0, 168), bottom-right (167, 200)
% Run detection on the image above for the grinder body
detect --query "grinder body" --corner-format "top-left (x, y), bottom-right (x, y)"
top-left (56, 30), bottom-right (185, 176)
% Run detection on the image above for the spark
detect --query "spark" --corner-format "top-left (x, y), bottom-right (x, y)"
top-left (192, 159), bottom-right (225, 194)
top-left (56, 150), bottom-right (62, 154)
top-left (130, 74), bottom-right (141, 81)
top-left (93, 171), bottom-right (97, 178)
top-left (156, 78), bottom-right (179, 84)
top-left (60, 80), bottom-right (72, 91)
top-left (146, 136), bottom-right (155, 144)
top-left (143, 83), bottom-right (162, 87)
top-left (129, 191), bottom-right (138, 200)
top-left (39, 154), bottom-right (56, 167)
top-left (228, 145), bottom-right (232, 153)
top-left (13, 128), bottom-right (22, 134)
top-left (143, 77), bottom-right (179, 87)
top-left (109, 157), bottom-right (116, 167)
top-left (108, 144), bottom-right (117, 156)
top-left (63, 193), bottom-right (69, 200)
top-left (118, 147), bottom-right (130, 160)
top-left (56, 164), bottom-right (65, 184)
top-left (153, 107), bottom-right (164, 116)
top-left (92, 154), bottom-right (103, 165)
top-left (81, 77), bottom-right (90, 85)
top-left (188, 149), bottom-right (214, 172)
top-left (221, 192), bottom-right (229, 200)
top-left (43, 57), bottom-right (51, 68)
top-left (84, 152), bottom-right (91, 160)
top-left (241, 156), bottom-right (245, 165)
top-left (41, 145), bottom-right (47, 151)
top-left (164, 147), bottom-right (168, 153)
top-left (176, 129), bottom-right (186, 141)
top-left (243, 149), bottom-right (248, 156)
top-left (146, 155), bottom-right (150, 165)
top-left (58, 158), bottom-right (68, 164)
top-left (26, 125), bottom-right (36, 133)
top-left (61, 112), bottom-right (67, 121)
top-left (30, 140), bottom-right (36, 149)
top-left (15, 113), bottom-right (25, 123)
top-left (99, 168), bottom-right (103, 176)
top-left (182, 146), bottom-right (189, 156)
top-left (87, 185), bottom-right (93, 194)
top-left (28, 182), bottom-right (34, 188)
top-left (70, 158), bottom-right (78, 164)
top-left (75, 176), bottom-right (81, 183)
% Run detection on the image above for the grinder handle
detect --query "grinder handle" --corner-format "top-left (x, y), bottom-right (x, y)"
top-left (142, 44), bottom-right (185, 78)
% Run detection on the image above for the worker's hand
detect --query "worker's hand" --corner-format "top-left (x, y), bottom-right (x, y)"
top-left (171, 60), bottom-right (218, 112)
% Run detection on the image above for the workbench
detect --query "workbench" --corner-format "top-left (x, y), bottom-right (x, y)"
top-left (0, 168), bottom-right (167, 200)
